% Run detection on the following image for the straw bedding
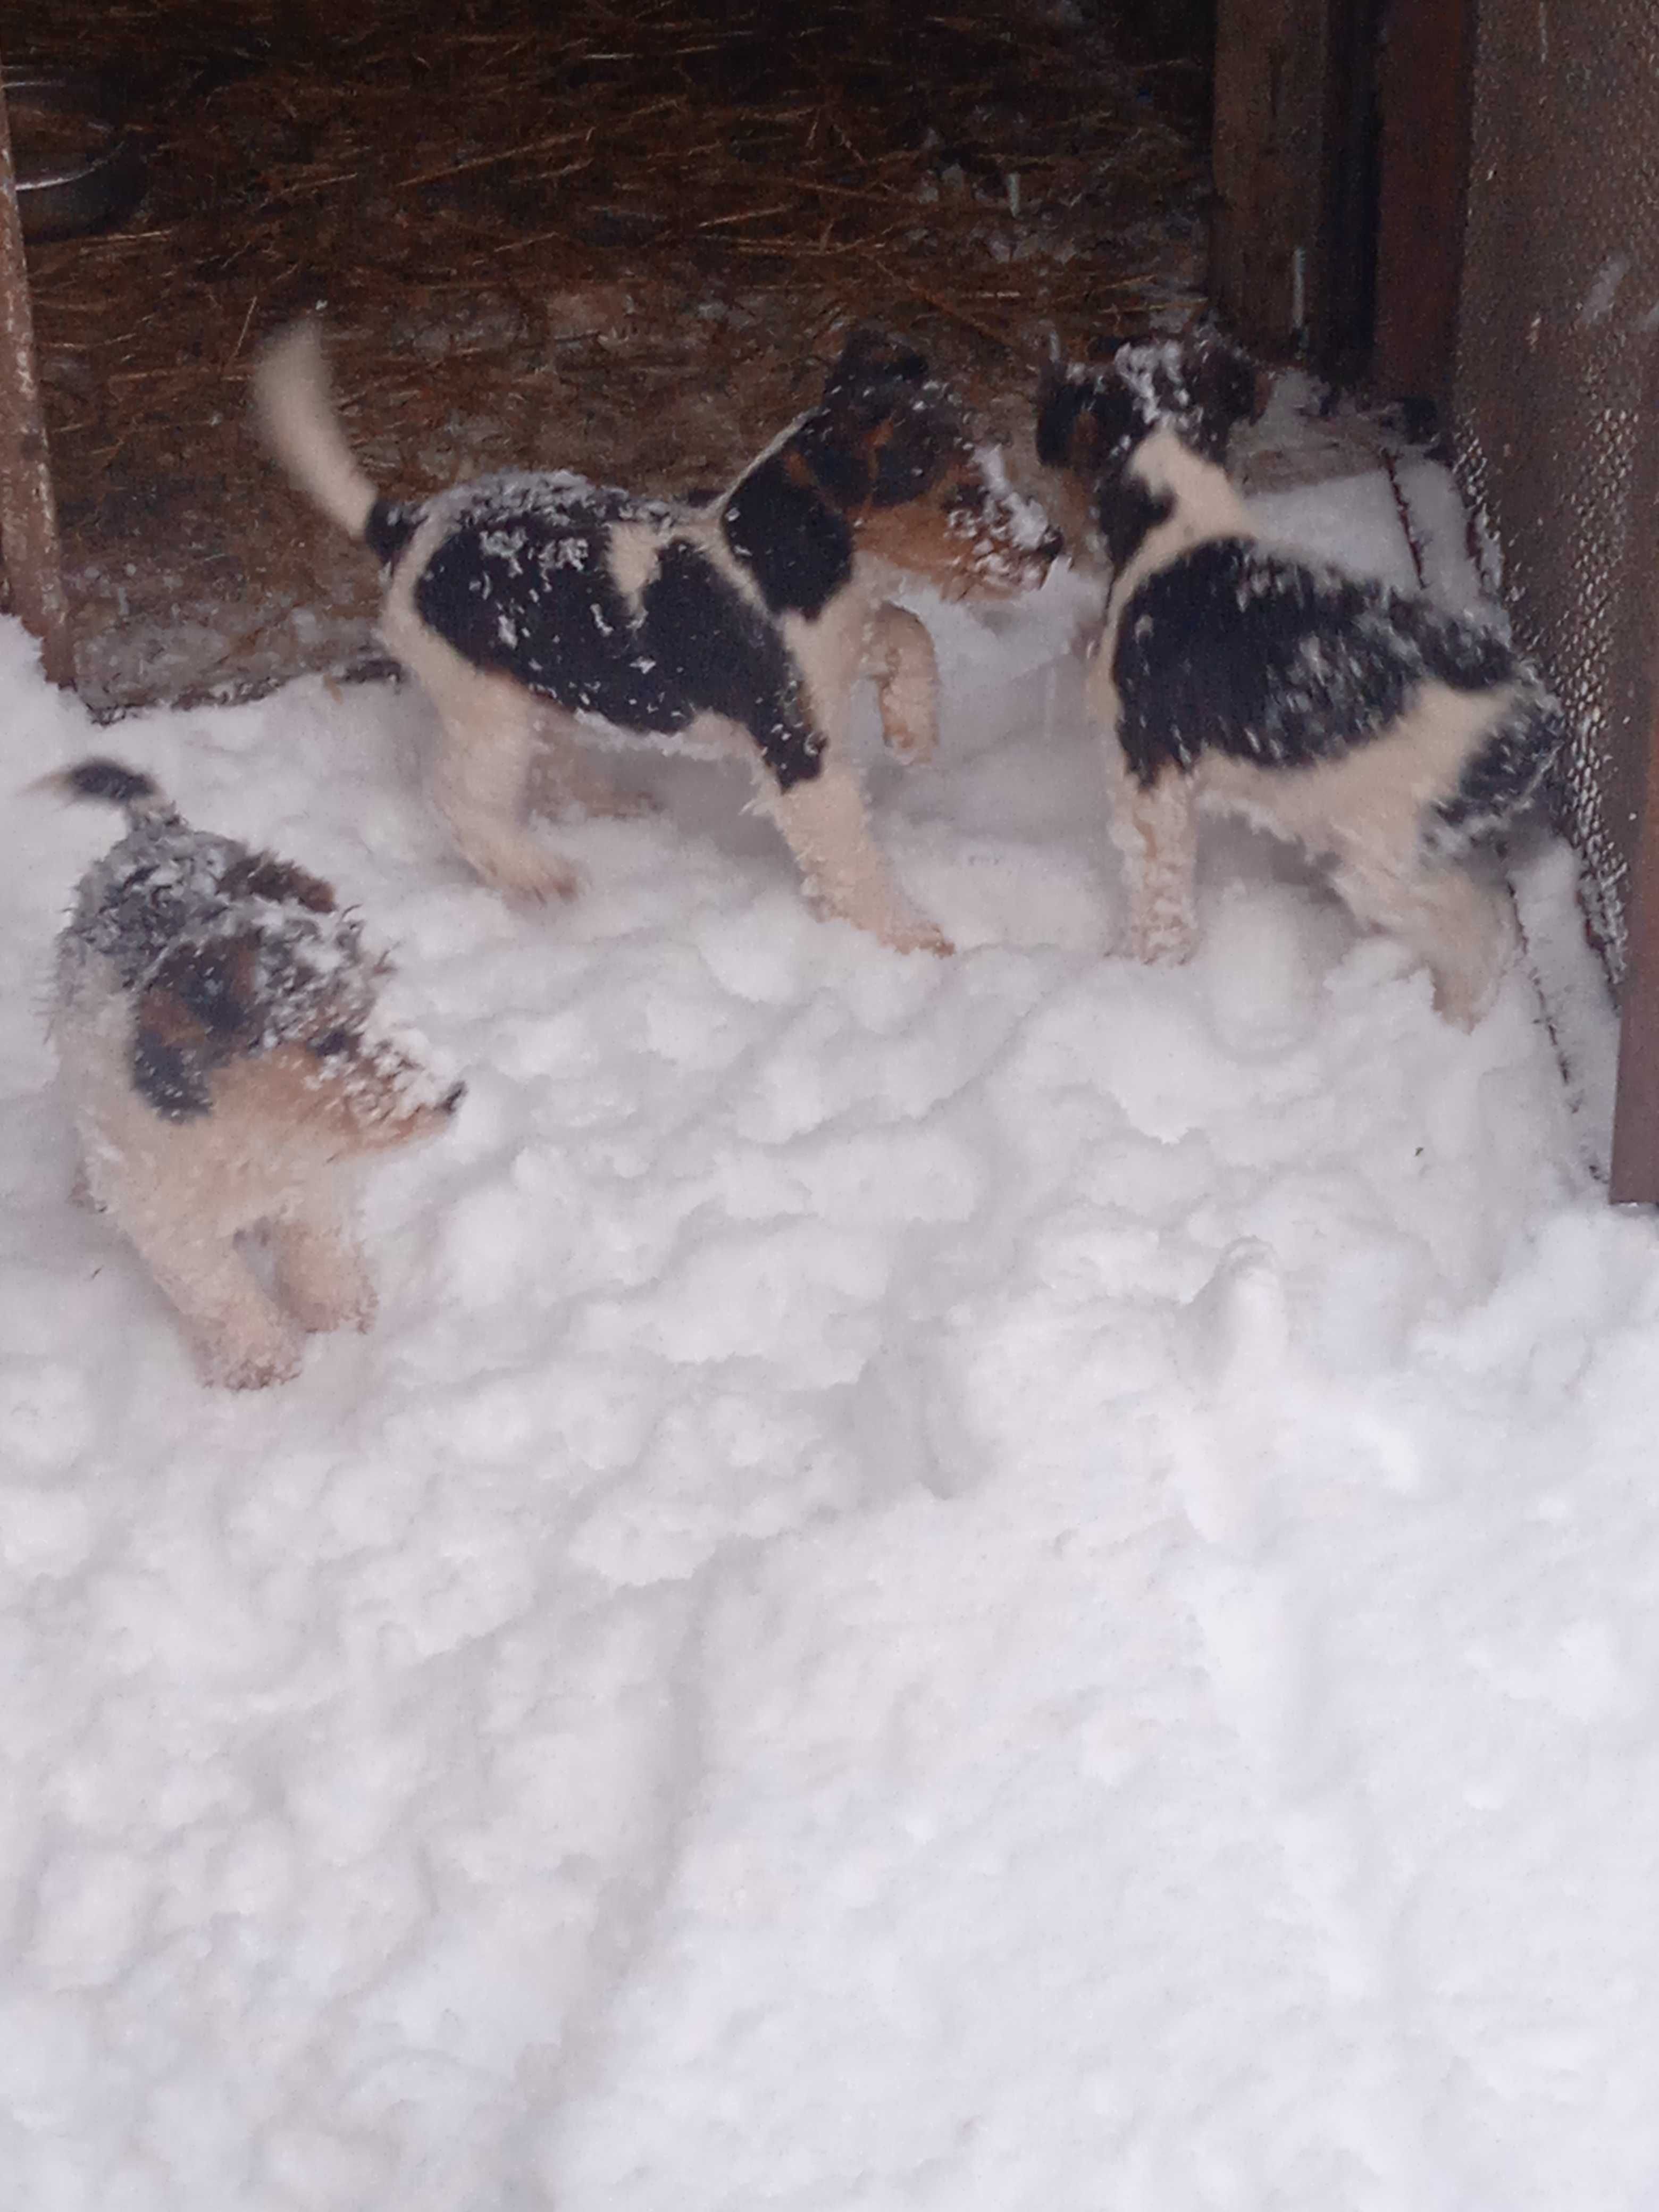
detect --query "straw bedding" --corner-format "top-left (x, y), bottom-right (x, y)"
top-left (5, 0), bottom-right (1208, 708)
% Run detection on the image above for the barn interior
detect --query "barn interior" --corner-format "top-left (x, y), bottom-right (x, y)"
top-left (4, 0), bottom-right (1217, 712)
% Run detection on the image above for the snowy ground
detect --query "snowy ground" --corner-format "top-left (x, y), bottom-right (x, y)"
top-left (3, 439), bottom-right (1657, 2212)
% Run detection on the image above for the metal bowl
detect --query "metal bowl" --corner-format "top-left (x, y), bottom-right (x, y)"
top-left (7, 73), bottom-right (147, 242)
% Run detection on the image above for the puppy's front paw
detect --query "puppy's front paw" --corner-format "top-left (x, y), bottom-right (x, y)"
top-left (203, 1321), bottom-right (305, 1390)
top-left (463, 832), bottom-right (584, 904)
top-left (574, 785), bottom-right (659, 823)
top-left (1126, 910), bottom-right (1199, 966)
top-left (527, 757), bottom-right (659, 822)
top-left (886, 912), bottom-right (954, 957)
top-left (69, 1162), bottom-right (106, 1213)
top-left (877, 694), bottom-right (939, 766)
top-left (284, 1267), bottom-right (378, 1337)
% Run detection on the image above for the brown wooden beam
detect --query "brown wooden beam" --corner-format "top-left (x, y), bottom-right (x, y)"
top-left (1607, 332), bottom-right (1659, 1204)
top-left (1210, 0), bottom-right (1381, 375)
top-left (1212, 0), bottom-right (1335, 355)
top-left (1372, 0), bottom-right (1474, 405)
top-left (1608, 679), bottom-right (1659, 1202)
top-left (0, 57), bottom-right (73, 689)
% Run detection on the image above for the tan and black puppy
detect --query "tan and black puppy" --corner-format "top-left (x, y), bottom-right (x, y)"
top-left (257, 322), bottom-right (1059, 954)
top-left (51, 759), bottom-right (462, 1387)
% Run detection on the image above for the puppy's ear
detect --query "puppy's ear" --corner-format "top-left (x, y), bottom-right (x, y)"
top-left (154, 934), bottom-right (263, 1043)
top-left (823, 326), bottom-right (930, 399)
top-left (1034, 365), bottom-right (1133, 479)
top-left (1035, 362), bottom-right (1093, 472)
top-left (219, 850), bottom-right (337, 915)
top-left (798, 378), bottom-right (960, 510)
top-left (1182, 331), bottom-right (1266, 463)
top-left (130, 933), bottom-right (267, 1120)
top-left (723, 446), bottom-right (856, 616)
top-left (791, 405), bottom-right (876, 508)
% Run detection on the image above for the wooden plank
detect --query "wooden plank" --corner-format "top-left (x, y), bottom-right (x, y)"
top-left (1609, 696), bottom-right (1659, 1203)
top-left (1607, 333), bottom-right (1659, 1203)
top-left (1210, 0), bottom-right (1377, 373)
top-left (1372, 0), bottom-right (1473, 404)
top-left (1211, 0), bottom-right (1333, 353)
top-left (0, 58), bottom-right (73, 689)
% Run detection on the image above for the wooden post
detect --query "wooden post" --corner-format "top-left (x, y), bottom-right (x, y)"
top-left (1608, 666), bottom-right (1659, 1203)
top-left (1210, 0), bottom-right (1379, 376)
top-left (1211, 0), bottom-right (1334, 356)
top-left (0, 57), bottom-right (73, 688)
top-left (1372, 0), bottom-right (1474, 406)
top-left (1607, 334), bottom-right (1659, 1204)
top-left (1609, 692), bottom-right (1659, 1202)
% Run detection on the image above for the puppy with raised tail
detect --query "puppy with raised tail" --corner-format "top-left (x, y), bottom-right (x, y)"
top-left (49, 759), bottom-right (462, 1387)
top-left (1036, 333), bottom-right (1566, 1023)
top-left (256, 323), bottom-right (1059, 953)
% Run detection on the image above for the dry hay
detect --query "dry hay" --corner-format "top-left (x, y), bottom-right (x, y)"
top-left (6, 0), bottom-right (1209, 707)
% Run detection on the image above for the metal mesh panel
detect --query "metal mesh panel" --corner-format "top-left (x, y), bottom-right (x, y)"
top-left (1454, 0), bottom-right (1659, 978)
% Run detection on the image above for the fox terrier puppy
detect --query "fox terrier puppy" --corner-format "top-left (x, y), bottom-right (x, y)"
top-left (1036, 333), bottom-right (1567, 1023)
top-left (256, 322), bottom-right (1059, 954)
top-left (51, 759), bottom-right (462, 1388)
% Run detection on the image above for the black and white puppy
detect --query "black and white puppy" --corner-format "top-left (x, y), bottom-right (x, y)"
top-left (1036, 334), bottom-right (1566, 1022)
top-left (257, 324), bottom-right (1058, 954)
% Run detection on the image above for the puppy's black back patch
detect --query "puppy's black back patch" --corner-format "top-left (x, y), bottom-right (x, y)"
top-left (77, 829), bottom-right (254, 989)
top-left (1429, 689), bottom-right (1567, 854)
top-left (414, 480), bottom-right (686, 726)
top-left (722, 450), bottom-right (854, 618)
top-left (641, 541), bottom-right (823, 787)
top-left (1390, 597), bottom-right (1515, 691)
top-left (1112, 539), bottom-right (1524, 785)
top-left (412, 476), bottom-right (826, 787)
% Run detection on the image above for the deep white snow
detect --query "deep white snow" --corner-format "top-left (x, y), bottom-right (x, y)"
top-left (2, 447), bottom-right (1656, 2212)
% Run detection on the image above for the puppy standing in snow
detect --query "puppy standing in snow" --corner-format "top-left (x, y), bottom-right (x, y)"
top-left (256, 323), bottom-right (1058, 953)
top-left (51, 760), bottom-right (462, 1388)
top-left (1036, 334), bottom-right (1566, 1023)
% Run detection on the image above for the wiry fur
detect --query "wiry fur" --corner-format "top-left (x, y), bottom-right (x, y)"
top-left (257, 322), bottom-right (1059, 954)
top-left (49, 760), bottom-right (462, 1387)
top-left (1036, 333), bottom-right (1568, 1023)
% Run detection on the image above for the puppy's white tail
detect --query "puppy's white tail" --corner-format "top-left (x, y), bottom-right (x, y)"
top-left (253, 320), bottom-right (379, 541)
top-left (47, 757), bottom-right (178, 827)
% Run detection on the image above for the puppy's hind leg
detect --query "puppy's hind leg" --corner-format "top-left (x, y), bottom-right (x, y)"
top-left (525, 702), bottom-right (656, 822)
top-left (1334, 850), bottom-right (1519, 1026)
top-left (383, 606), bottom-right (581, 901)
top-left (763, 756), bottom-right (951, 954)
top-left (426, 671), bottom-right (583, 902)
top-left (865, 603), bottom-right (940, 766)
top-left (1104, 742), bottom-right (1200, 965)
top-left (121, 1209), bottom-right (304, 1388)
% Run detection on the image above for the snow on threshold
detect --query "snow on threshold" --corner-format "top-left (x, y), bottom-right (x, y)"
top-left (1, 458), bottom-right (1657, 2212)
